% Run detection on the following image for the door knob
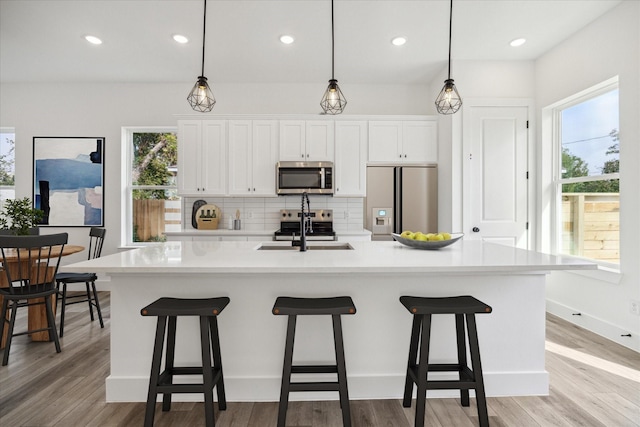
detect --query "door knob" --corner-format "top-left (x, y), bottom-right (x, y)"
top-left (472, 227), bottom-right (480, 232)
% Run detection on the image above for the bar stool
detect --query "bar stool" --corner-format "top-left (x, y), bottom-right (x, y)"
top-left (400, 295), bottom-right (492, 427)
top-left (141, 297), bottom-right (229, 427)
top-left (272, 296), bottom-right (356, 427)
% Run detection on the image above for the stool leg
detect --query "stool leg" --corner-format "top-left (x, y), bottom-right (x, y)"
top-left (199, 316), bottom-right (215, 427)
top-left (145, 316), bottom-right (167, 427)
top-left (414, 314), bottom-right (431, 427)
top-left (209, 316), bottom-right (227, 410)
top-left (466, 314), bottom-right (489, 427)
top-left (455, 313), bottom-right (470, 407)
top-left (332, 314), bottom-right (351, 427)
top-left (277, 314), bottom-right (297, 427)
top-left (403, 314), bottom-right (422, 407)
top-left (162, 316), bottom-right (177, 411)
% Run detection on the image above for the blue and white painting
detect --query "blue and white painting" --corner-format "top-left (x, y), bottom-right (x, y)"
top-left (33, 137), bottom-right (104, 226)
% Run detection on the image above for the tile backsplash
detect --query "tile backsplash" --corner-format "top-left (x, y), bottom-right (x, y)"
top-left (184, 196), bottom-right (364, 232)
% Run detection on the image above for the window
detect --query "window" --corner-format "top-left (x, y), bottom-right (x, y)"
top-left (123, 128), bottom-right (180, 245)
top-left (0, 128), bottom-right (16, 204)
top-left (553, 80), bottom-right (620, 266)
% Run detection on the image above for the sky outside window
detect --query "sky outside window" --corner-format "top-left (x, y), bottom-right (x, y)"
top-left (561, 89), bottom-right (619, 176)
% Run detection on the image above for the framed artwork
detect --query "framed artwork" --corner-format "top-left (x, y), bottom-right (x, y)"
top-left (33, 137), bottom-right (104, 227)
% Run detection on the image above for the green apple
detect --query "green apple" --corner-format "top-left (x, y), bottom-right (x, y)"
top-left (414, 233), bottom-right (428, 241)
top-left (400, 230), bottom-right (414, 239)
top-left (425, 233), bottom-right (436, 240)
top-left (440, 232), bottom-right (451, 240)
top-left (431, 233), bottom-right (445, 241)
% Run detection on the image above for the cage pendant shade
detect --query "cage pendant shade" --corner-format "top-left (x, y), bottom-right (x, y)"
top-left (187, 0), bottom-right (215, 112)
top-left (320, 0), bottom-right (346, 114)
top-left (320, 79), bottom-right (347, 115)
top-left (435, 78), bottom-right (462, 114)
top-left (187, 76), bottom-right (216, 112)
top-left (435, 0), bottom-right (461, 115)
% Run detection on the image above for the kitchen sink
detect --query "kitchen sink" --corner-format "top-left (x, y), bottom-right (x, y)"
top-left (257, 243), bottom-right (354, 251)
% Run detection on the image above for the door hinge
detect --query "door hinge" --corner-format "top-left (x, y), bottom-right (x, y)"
top-left (526, 120), bottom-right (529, 129)
top-left (526, 171), bottom-right (529, 179)
top-left (526, 222), bottom-right (529, 230)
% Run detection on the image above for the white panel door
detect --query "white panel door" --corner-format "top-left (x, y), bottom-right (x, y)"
top-left (466, 106), bottom-right (529, 248)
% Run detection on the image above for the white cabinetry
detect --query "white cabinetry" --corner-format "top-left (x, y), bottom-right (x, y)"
top-left (228, 120), bottom-right (278, 196)
top-left (178, 120), bottom-right (227, 195)
top-left (368, 120), bottom-right (437, 163)
top-left (279, 120), bottom-right (334, 161)
top-left (334, 121), bottom-right (367, 197)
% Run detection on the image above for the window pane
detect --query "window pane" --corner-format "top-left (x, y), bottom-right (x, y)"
top-left (132, 133), bottom-right (178, 186)
top-left (561, 90), bottom-right (619, 178)
top-left (132, 189), bottom-right (181, 242)
top-left (559, 88), bottom-right (619, 264)
top-left (0, 131), bottom-right (16, 204)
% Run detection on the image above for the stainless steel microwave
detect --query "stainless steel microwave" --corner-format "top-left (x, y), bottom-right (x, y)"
top-left (276, 161), bottom-right (333, 195)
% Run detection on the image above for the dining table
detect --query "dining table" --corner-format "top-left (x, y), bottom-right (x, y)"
top-left (0, 244), bottom-right (84, 348)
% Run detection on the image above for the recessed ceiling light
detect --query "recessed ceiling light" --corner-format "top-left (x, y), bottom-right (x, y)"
top-left (280, 35), bottom-right (295, 45)
top-left (510, 38), bottom-right (526, 47)
top-left (391, 36), bottom-right (407, 46)
top-left (84, 35), bottom-right (102, 45)
top-left (172, 34), bottom-right (189, 44)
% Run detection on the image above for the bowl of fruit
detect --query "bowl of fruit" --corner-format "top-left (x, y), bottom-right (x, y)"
top-left (391, 231), bottom-right (464, 250)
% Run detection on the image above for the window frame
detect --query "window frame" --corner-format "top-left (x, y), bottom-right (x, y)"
top-left (0, 127), bottom-right (16, 205)
top-left (121, 126), bottom-right (179, 247)
top-left (544, 77), bottom-right (622, 278)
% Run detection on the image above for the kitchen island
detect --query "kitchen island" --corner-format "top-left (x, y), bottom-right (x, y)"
top-left (64, 240), bottom-right (595, 403)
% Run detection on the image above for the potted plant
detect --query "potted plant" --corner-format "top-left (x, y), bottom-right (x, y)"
top-left (0, 197), bottom-right (44, 235)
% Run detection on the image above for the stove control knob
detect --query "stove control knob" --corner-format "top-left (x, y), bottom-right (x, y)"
top-left (327, 212), bottom-right (331, 218)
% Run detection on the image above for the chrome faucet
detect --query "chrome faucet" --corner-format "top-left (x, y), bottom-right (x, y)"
top-left (299, 192), bottom-right (311, 252)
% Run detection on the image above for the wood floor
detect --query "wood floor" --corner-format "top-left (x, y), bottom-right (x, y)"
top-left (1, 292), bottom-right (639, 426)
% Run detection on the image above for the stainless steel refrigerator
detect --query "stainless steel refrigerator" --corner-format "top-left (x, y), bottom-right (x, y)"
top-left (365, 166), bottom-right (438, 241)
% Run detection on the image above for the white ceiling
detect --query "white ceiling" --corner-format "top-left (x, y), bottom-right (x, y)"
top-left (0, 0), bottom-right (622, 85)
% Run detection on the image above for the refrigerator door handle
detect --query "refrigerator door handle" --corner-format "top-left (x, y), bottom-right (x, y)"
top-left (394, 167), bottom-right (402, 233)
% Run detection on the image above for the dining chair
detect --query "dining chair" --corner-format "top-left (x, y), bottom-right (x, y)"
top-left (0, 233), bottom-right (68, 365)
top-left (55, 227), bottom-right (106, 337)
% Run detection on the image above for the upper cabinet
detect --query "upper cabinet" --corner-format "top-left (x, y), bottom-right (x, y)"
top-left (228, 120), bottom-right (278, 196)
top-left (279, 120), bottom-right (334, 161)
top-left (368, 120), bottom-right (437, 163)
top-left (177, 120), bottom-right (227, 196)
top-left (334, 121), bottom-right (367, 197)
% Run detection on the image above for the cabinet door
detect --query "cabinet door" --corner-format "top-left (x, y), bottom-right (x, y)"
top-left (177, 120), bottom-right (203, 195)
top-left (334, 121), bottom-right (367, 197)
top-left (403, 121), bottom-right (438, 163)
top-left (201, 120), bottom-right (227, 195)
top-left (252, 120), bottom-right (279, 195)
top-left (305, 121), bottom-right (334, 161)
top-left (279, 120), bottom-right (306, 161)
top-left (228, 120), bottom-right (252, 195)
top-left (368, 121), bottom-right (402, 162)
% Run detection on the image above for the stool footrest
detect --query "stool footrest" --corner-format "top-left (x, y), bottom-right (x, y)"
top-left (290, 381), bottom-right (341, 392)
top-left (156, 368), bottom-right (223, 394)
top-left (291, 364), bottom-right (338, 374)
top-left (408, 365), bottom-right (478, 390)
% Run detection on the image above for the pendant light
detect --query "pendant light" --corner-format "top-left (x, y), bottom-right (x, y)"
top-left (435, 0), bottom-right (462, 115)
top-left (320, 0), bottom-right (347, 114)
top-left (187, 0), bottom-right (216, 112)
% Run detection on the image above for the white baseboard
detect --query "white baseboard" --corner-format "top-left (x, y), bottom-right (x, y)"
top-left (546, 299), bottom-right (640, 352)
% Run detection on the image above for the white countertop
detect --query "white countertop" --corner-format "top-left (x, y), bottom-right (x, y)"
top-left (163, 229), bottom-right (372, 236)
top-left (66, 240), bottom-right (596, 275)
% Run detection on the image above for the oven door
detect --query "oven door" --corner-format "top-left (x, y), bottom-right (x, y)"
top-left (276, 162), bottom-right (333, 195)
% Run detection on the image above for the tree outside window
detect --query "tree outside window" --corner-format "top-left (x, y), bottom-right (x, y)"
top-left (0, 131), bottom-right (16, 204)
top-left (130, 132), bottom-right (180, 243)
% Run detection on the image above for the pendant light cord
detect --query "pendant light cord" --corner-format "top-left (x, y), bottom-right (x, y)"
top-left (447, 0), bottom-right (453, 80)
top-left (201, 0), bottom-right (207, 76)
top-left (331, 0), bottom-right (335, 80)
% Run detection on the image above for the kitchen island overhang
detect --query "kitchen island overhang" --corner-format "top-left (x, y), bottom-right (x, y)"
top-left (65, 240), bottom-right (596, 403)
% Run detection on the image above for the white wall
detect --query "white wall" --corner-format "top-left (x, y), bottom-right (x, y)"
top-left (535, 1), bottom-right (640, 350)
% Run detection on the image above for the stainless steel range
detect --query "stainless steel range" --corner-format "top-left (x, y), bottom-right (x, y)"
top-left (274, 209), bottom-right (336, 241)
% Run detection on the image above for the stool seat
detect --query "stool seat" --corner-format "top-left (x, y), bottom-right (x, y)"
top-left (401, 295), bottom-right (492, 427)
top-left (273, 296), bottom-right (356, 315)
top-left (274, 296), bottom-right (356, 427)
top-left (141, 297), bottom-right (230, 317)
top-left (400, 295), bottom-right (492, 315)
top-left (141, 297), bottom-right (228, 427)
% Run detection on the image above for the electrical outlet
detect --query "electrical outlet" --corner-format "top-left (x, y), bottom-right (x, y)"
top-left (631, 300), bottom-right (640, 316)
top-left (247, 211), bottom-right (253, 219)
